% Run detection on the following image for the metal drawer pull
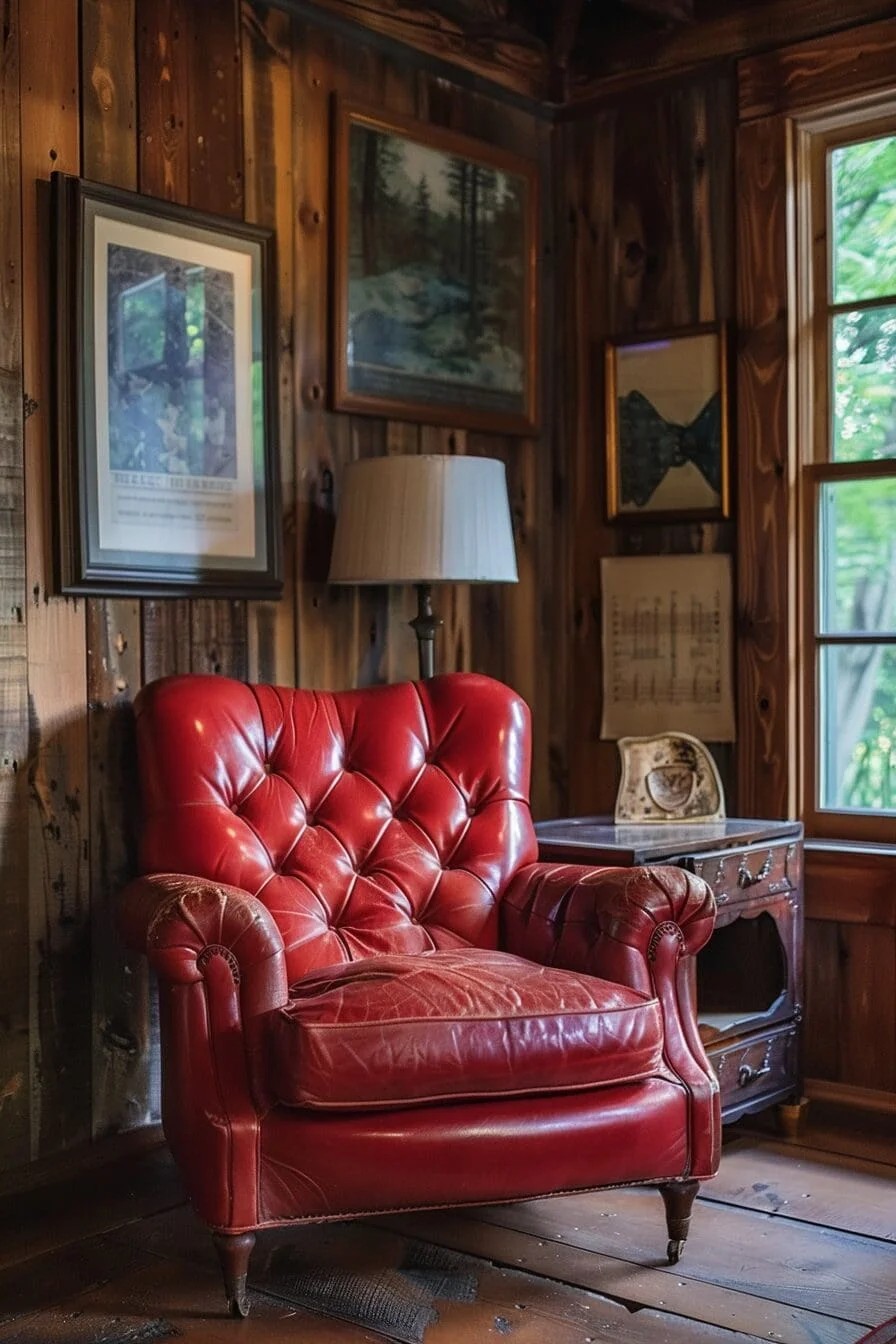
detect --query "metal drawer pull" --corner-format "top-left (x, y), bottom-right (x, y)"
top-left (738, 1061), bottom-right (772, 1088)
top-left (737, 852), bottom-right (773, 888)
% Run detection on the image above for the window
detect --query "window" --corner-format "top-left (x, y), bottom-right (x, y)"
top-left (799, 110), bottom-right (896, 839)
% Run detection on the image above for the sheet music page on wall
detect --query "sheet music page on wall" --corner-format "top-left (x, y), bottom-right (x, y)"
top-left (600, 553), bottom-right (736, 741)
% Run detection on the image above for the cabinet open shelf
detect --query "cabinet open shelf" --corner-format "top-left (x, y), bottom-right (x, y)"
top-left (534, 815), bottom-right (804, 1123)
top-left (697, 911), bottom-right (789, 1041)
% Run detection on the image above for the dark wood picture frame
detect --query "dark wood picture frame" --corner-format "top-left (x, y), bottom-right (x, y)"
top-left (605, 322), bottom-right (730, 523)
top-left (52, 173), bottom-right (281, 597)
top-left (331, 98), bottom-right (539, 436)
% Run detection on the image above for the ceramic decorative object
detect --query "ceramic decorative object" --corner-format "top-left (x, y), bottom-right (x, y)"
top-left (614, 732), bottom-right (725, 824)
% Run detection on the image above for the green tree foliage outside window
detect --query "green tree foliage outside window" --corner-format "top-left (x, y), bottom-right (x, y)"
top-left (822, 134), bottom-right (896, 812)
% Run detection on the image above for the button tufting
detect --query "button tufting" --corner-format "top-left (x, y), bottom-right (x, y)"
top-left (263, 761), bottom-right (272, 774)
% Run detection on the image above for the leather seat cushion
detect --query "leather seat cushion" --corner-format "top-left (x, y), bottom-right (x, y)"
top-left (270, 948), bottom-right (663, 1110)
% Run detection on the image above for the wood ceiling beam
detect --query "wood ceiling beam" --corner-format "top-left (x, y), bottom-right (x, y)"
top-left (297, 0), bottom-right (549, 101)
top-left (565, 0), bottom-right (896, 111)
top-left (621, 0), bottom-right (695, 23)
top-left (549, 0), bottom-right (587, 101)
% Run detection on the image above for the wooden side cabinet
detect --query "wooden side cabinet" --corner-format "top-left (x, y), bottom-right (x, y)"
top-left (533, 817), bottom-right (805, 1124)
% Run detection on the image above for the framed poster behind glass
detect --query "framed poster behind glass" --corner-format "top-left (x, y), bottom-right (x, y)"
top-left (52, 173), bottom-right (281, 597)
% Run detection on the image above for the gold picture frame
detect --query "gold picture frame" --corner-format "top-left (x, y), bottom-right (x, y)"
top-left (605, 323), bottom-right (730, 522)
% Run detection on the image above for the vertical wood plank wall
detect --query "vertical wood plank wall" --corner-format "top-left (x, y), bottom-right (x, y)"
top-left (0, 3), bottom-right (894, 1179)
top-left (0, 0), bottom-right (29, 1170)
top-left (556, 48), bottom-right (895, 1112)
top-left (0, 0), bottom-right (555, 1171)
top-left (556, 32), bottom-right (895, 1111)
top-left (21, 0), bottom-right (91, 1163)
top-left (82, 0), bottom-right (151, 1143)
top-left (554, 74), bottom-right (736, 819)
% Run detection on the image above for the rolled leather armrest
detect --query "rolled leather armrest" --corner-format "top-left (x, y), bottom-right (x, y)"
top-left (119, 873), bottom-right (289, 1226)
top-left (502, 861), bottom-right (720, 1179)
top-left (501, 861), bottom-right (715, 996)
top-left (119, 872), bottom-right (289, 1015)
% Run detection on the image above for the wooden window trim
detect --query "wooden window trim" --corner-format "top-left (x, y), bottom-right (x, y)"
top-left (734, 112), bottom-right (799, 821)
top-left (796, 105), bottom-right (896, 842)
top-left (735, 27), bottom-right (896, 836)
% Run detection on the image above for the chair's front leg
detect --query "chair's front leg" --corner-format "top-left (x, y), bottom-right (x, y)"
top-left (213, 1231), bottom-right (256, 1318)
top-left (658, 1179), bottom-right (700, 1264)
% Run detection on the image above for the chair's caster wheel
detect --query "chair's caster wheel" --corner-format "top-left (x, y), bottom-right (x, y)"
top-left (667, 1238), bottom-right (685, 1265)
top-left (228, 1293), bottom-right (250, 1319)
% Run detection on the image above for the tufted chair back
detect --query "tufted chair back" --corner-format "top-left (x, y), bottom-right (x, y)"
top-left (135, 673), bottom-right (539, 982)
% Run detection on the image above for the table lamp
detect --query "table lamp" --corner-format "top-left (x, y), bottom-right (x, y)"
top-left (328, 454), bottom-right (518, 679)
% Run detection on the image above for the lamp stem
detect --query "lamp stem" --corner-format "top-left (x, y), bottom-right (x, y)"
top-left (409, 583), bottom-right (441, 679)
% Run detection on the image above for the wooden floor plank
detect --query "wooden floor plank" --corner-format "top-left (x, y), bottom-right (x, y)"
top-left (708, 1136), bottom-right (896, 1240)
top-left (0, 1146), bottom-right (183, 1272)
top-left (248, 1218), bottom-right (775, 1344)
top-left (0, 1256), bottom-right (368, 1344)
top-left (0, 1233), bottom-right (155, 1328)
top-left (104, 1205), bottom-right (772, 1344)
top-left (380, 1210), bottom-right (863, 1344)
top-left (105, 1200), bottom-right (217, 1270)
top-left (464, 1185), bottom-right (895, 1328)
top-left (2, 1126), bottom-right (894, 1343)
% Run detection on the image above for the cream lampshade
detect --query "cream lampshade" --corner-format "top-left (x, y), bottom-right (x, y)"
top-left (328, 454), bottom-right (518, 678)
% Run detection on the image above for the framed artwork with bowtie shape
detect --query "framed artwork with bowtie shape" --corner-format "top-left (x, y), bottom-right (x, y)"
top-left (604, 324), bottom-right (730, 522)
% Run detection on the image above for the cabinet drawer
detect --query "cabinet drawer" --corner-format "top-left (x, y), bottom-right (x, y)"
top-left (708, 1026), bottom-right (797, 1113)
top-left (688, 840), bottom-right (799, 908)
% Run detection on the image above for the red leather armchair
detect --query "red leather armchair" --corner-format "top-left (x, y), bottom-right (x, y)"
top-left (120, 672), bottom-right (719, 1317)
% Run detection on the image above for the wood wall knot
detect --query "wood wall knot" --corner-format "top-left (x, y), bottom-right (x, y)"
top-left (91, 67), bottom-right (115, 114)
top-left (100, 1022), bottom-right (138, 1056)
top-left (624, 239), bottom-right (646, 268)
top-left (299, 203), bottom-right (323, 230)
top-left (23, 394), bottom-right (37, 419)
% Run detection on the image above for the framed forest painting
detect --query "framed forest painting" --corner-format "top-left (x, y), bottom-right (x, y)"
top-left (332, 99), bottom-right (539, 435)
top-left (604, 324), bottom-right (730, 522)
